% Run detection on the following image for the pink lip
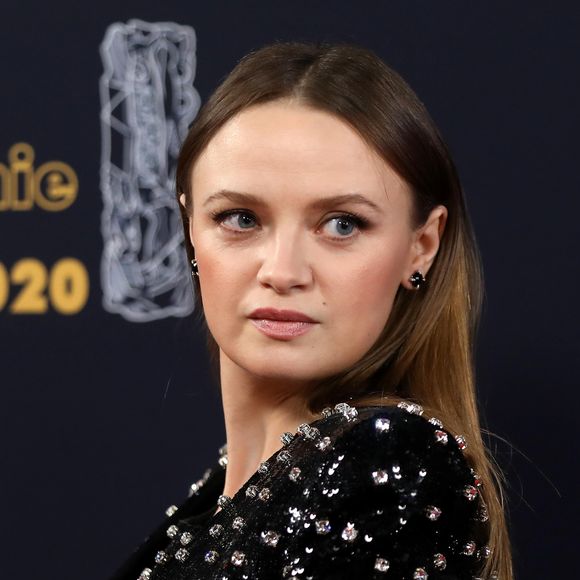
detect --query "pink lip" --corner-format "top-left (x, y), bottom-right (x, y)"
top-left (248, 308), bottom-right (317, 323)
top-left (248, 308), bottom-right (319, 341)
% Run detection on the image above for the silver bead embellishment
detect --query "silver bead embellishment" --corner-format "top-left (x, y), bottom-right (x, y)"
top-left (166, 524), bottom-right (179, 538)
top-left (455, 435), bottom-right (467, 450)
top-left (341, 522), bottom-right (358, 542)
top-left (258, 487), bottom-right (271, 501)
top-left (463, 485), bottom-right (479, 501)
top-left (218, 455), bottom-right (228, 468)
top-left (209, 524), bottom-right (223, 538)
top-left (425, 505), bottom-right (442, 521)
top-left (397, 401), bottom-right (424, 415)
top-left (137, 568), bottom-right (152, 580)
top-left (372, 469), bottom-right (389, 485)
top-left (165, 505), bottom-right (178, 517)
top-left (413, 567), bottom-right (428, 579)
top-left (462, 541), bottom-right (477, 556)
top-left (281, 432), bottom-right (295, 446)
top-left (433, 552), bottom-right (447, 570)
top-left (277, 450), bottom-right (292, 463)
top-left (189, 481), bottom-right (201, 496)
top-left (434, 430), bottom-right (449, 444)
top-left (428, 417), bottom-right (443, 428)
top-left (231, 550), bottom-right (246, 566)
top-left (478, 545), bottom-right (492, 559)
top-left (375, 417), bottom-right (391, 433)
top-left (261, 530), bottom-right (281, 547)
top-left (204, 550), bottom-right (219, 564)
top-left (258, 461), bottom-right (270, 474)
top-left (180, 531), bottom-right (193, 545)
top-left (175, 548), bottom-right (189, 562)
top-left (154, 550), bottom-right (169, 564)
top-left (315, 519), bottom-right (331, 534)
top-left (246, 485), bottom-right (258, 498)
top-left (217, 494), bottom-right (232, 508)
top-left (288, 466), bottom-right (302, 482)
top-left (315, 436), bottom-right (332, 451)
top-left (374, 557), bottom-right (390, 572)
top-left (334, 402), bottom-right (358, 422)
top-left (476, 504), bottom-right (489, 521)
top-left (321, 407), bottom-right (333, 418)
top-left (232, 516), bottom-right (245, 530)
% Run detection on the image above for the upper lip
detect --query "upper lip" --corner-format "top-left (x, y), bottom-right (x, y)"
top-left (248, 308), bottom-right (318, 323)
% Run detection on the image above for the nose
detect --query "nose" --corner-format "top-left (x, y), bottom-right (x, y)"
top-left (256, 229), bottom-right (313, 293)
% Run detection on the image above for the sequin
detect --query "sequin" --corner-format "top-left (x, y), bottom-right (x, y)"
top-left (166, 524), bottom-right (178, 538)
top-left (277, 450), bottom-right (292, 463)
top-left (316, 436), bottom-right (332, 451)
top-left (288, 467), bottom-right (302, 482)
top-left (232, 516), bottom-right (246, 530)
top-left (175, 548), bottom-right (189, 562)
top-left (334, 402), bottom-right (359, 422)
top-left (375, 417), bottom-right (391, 433)
top-left (204, 550), bottom-right (218, 564)
top-left (433, 553), bottom-right (447, 570)
top-left (413, 567), bottom-right (428, 579)
top-left (258, 461), bottom-right (270, 474)
top-left (258, 487), bottom-right (271, 501)
top-left (179, 532), bottom-right (192, 545)
top-left (478, 545), bottom-right (492, 559)
top-left (434, 430), bottom-right (448, 444)
top-left (374, 557), bottom-right (390, 572)
top-left (425, 505), bottom-right (442, 521)
top-left (281, 432), bottom-right (295, 446)
top-left (209, 524), bottom-right (223, 538)
top-left (165, 505), bottom-right (178, 517)
top-left (231, 550), bottom-right (246, 566)
top-left (261, 530), bottom-right (281, 547)
top-left (217, 494), bottom-right (232, 508)
top-left (315, 519), bottom-right (331, 534)
top-left (455, 435), bottom-right (467, 450)
top-left (397, 401), bottom-right (424, 415)
top-left (462, 541), bottom-right (477, 556)
top-left (476, 504), bottom-right (489, 521)
top-left (154, 550), bottom-right (168, 564)
top-left (463, 485), bottom-right (479, 501)
top-left (218, 455), bottom-right (228, 468)
top-left (245, 485), bottom-right (258, 498)
top-left (341, 522), bottom-right (358, 542)
top-left (372, 469), bottom-right (389, 485)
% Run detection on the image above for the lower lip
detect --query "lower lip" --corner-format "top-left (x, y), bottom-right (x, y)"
top-left (249, 318), bottom-right (317, 340)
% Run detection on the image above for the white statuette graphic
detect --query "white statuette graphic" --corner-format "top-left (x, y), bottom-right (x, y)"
top-left (99, 19), bottom-right (201, 322)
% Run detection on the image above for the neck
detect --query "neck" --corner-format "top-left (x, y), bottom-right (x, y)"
top-left (217, 351), bottom-right (320, 501)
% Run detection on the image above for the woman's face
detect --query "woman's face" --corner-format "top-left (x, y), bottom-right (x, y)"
top-left (181, 100), bottom-right (439, 389)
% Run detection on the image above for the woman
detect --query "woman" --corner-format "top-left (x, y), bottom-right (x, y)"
top-left (110, 41), bottom-right (513, 579)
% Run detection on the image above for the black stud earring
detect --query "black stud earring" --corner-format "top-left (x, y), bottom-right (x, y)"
top-left (409, 270), bottom-right (425, 289)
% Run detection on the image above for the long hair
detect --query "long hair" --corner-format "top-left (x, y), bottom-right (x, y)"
top-left (175, 40), bottom-right (512, 579)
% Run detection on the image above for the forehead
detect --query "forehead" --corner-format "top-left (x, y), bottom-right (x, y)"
top-left (191, 100), bottom-right (410, 212)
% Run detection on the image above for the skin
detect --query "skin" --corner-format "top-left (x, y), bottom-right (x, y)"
top-left (179, 99), bottom-right (447, 504)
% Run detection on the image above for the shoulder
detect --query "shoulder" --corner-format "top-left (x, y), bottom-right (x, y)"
top-left (278, 402), bottom-right (489, 578)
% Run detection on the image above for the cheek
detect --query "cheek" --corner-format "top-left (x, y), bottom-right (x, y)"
top-left (329, 248), bottom-right (406, 337)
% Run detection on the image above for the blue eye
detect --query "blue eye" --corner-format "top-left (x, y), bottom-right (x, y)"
top-left (326, 214), bottom-right (368, 239)
top-left (212, 210), bottom-right (256, 231)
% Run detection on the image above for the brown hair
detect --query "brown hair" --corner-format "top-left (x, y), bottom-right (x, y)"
top-left (176, 40), bottom-right (512, 579)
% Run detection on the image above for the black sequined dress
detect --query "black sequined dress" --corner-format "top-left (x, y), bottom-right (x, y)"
top-left (109, 403), bottom-right (490, 580)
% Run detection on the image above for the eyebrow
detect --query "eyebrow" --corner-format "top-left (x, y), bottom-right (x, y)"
top-left (202, 189), bottom-right (383, 213)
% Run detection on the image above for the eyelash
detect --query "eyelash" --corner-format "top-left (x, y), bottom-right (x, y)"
top-left (209, 209), bottom-right (370, 241)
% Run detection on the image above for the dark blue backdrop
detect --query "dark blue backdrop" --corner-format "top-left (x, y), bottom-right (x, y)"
top-left (1, 2), bottom-right (577, 578)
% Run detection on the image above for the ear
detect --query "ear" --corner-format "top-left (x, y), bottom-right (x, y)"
top-left (402, 205), bottom-right (448, 289)
top-left (179, 193), bottom-right (187, 208)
